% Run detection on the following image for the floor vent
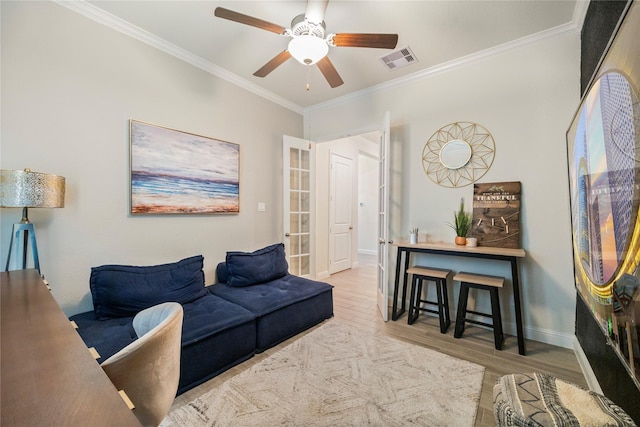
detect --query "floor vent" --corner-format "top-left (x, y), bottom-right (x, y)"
top-left (379, 46), bottom-right (418, 70)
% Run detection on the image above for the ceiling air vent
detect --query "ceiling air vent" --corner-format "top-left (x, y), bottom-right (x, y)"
top-left (379, 46), bottom-right (417, 71)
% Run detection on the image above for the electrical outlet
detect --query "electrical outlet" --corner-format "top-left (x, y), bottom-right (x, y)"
top-left (258, 202), bottom-right (266, 212)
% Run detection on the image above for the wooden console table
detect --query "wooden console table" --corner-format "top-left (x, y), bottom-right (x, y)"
top-left (1, 269), bottom-right (140, 426)
top-left (392, 241), bottom-right (527, 355)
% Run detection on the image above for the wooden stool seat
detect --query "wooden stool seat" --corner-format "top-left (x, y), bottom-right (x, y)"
top-left (453, 272), bottom-right (505, 350)
top-left (454, 272), bottom-right (504, 288)
top-left (407, 266), bottom-right (451, 333)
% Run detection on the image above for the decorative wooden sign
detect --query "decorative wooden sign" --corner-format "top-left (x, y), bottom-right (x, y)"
top-left (471, 181), bottom-right (521, 248)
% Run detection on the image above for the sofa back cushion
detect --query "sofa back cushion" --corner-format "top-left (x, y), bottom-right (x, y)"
top-left (226, 243), bottom-right (289, 287)
top-left (90, 255), bottom-right (207, 320)
top-left (216, 262), bottom-right (230, 284)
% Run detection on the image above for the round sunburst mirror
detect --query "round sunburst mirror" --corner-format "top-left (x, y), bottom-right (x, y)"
top-left (422, 122), bottom-right (495, 187)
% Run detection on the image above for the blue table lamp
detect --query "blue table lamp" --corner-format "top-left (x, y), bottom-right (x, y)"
top-left (0, 168), bottom-right (65, 274)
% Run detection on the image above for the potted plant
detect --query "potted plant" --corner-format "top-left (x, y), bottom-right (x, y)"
top-left (447, 199), bottom-right (471, 245)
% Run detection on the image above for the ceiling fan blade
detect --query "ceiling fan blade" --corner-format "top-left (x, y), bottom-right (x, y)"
top-left (332, 33), bottom-right (399, 49)
top-left (253, 50), bottom-right (292, 77)
top-left (305, 0), bottom-right (329, 25)
top-left (214, 7), bottom-right (286, 35)
top-left (316, 56), bottom-right (344, 88)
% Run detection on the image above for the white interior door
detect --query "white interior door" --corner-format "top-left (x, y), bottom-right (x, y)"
top-left (329, 152), bottom-right (353, 274)
top-left (283, 135), bottom-right (314, 278)
top-left (377, 112), bottom-right (391, 321)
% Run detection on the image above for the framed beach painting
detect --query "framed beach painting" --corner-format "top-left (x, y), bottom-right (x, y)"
top-left (130, 120), bottom-right (240, 214)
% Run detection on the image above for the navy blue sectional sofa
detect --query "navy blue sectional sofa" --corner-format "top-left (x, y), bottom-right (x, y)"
top-left (70, 244), bottom-right (334, 395)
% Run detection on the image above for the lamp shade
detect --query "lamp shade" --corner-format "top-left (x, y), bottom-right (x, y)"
top-left (288, 35), bottom-right (329, 65)
top-left (0, 169), bottom-right (65, 208)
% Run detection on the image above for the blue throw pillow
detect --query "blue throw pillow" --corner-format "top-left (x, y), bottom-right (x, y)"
top-left (226, 243), bottom-right (289, 287)
top-left (90, 255), bottom-right (207, 320)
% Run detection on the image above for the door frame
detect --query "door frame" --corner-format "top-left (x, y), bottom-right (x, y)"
top-left (311, 120), bottom-right (389, 322)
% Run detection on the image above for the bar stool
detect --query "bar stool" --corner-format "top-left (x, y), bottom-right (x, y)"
top-left (406, 266), bottom-right (452, 333)
top-left (453, 272), bottom-right (505, 350)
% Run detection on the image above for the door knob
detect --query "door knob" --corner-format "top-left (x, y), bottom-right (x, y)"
top-left (285, 233), bottom-right (290, 237)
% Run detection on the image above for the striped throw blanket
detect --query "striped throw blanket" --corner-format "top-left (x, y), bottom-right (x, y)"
top-left (493, 373), bottom-right (636, 426)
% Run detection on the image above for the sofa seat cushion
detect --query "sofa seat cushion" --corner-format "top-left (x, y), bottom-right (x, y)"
top-left (70, 311), bottom-right (137, 362)
top-left (209, 274), bottom-right (333, 352)
top-left (177, 294), bottom-right (257, 394)
top-left (90, 255), bottom-right (208, 320)
top-left (71, 294), bottom-right (257, 395)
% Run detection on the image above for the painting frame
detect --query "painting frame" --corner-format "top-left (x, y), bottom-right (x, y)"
top-left (565, 1), bottom-right (640, 387)
top-left (129, 119), bottom-right (240, 215)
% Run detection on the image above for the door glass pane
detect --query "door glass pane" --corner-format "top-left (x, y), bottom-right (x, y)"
top-left (291, 235), bottom-right (300, 255)
top-left (300, 170), bottom-right (310, 190)
top-left (301, 213), bottom-right (310, 232)
top-left (290, 256), bottom-right (300, 276)
top-left (290, 213), bottom-right (299, 233)
top-left (290, 169), bottom-right (299, 190)
top-left (301, 234), bottom-right (310, 253)
top-left (300, 255), bottom-right (309, 276)
top-left (301, 150), bottom-right (309, 169)
top-left (290, 148), bottom-right (299, 169)
top-left (300, 192), bottom-right (310, 212)
top-left (289, 191), bottom-right (299, 212)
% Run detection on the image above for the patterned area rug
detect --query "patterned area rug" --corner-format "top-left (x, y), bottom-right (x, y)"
top-left (161, 320), bottom-right (485, 426)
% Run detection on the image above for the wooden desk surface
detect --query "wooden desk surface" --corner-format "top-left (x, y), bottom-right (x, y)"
top-left (1, 269), bottom-right (140, 427)
top-left (394, 240), bottom-right (526, 258)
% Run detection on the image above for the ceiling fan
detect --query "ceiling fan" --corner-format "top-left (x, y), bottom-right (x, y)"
top-left (214, 0), bottom-right (398, 88)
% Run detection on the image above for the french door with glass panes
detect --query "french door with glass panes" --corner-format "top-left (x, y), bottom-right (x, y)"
top-left (283, 135), bottom-right (314, 277)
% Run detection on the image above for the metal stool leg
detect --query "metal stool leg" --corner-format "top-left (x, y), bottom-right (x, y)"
top-left (441, 278), bottom-right (451, 331)
top-left (435, 278), bottom-right (448, 333)
top-left (408, 275), bottom-right (420, 325)
top-left (490, 288), bottom-right (504, 350)
top-left (454, 282), bottom-right (470, 338)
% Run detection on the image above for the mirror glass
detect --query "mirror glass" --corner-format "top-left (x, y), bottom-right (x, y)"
top-left (439, 139), bottom-right (472, 169)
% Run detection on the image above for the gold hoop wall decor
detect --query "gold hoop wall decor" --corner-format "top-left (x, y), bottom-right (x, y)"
top-left (422, 122), bottom-right (496, 187)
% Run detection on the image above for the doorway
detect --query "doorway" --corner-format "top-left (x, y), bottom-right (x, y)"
top-left (315, 131), bottom-right (380, 278)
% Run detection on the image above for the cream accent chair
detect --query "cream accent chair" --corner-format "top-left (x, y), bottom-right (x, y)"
top-left (101, 302), bottom-right (183, 427)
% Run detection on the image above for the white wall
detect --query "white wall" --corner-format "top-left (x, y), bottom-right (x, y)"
top-left (1, 1), bottom-right (583, 348)
top-left (0, 1), bottom-right (302, 315)
top-left (305, 31), bottom-right (581, 348)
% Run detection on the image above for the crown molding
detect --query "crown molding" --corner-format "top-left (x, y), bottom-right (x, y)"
top-left (305, 17), bottom-right (582, 113)
top-left (53, 0), bottom-right (584, 116)
top-left (52, 0), bottom-right (304, 114)
top-left (572, 0), bottom-right (591, 31)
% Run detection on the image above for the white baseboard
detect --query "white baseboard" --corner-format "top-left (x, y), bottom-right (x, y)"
top-left (316, 270), bottom-right (330, 280)
top-left (512, 322), bottom-right (576, 349)
top-left (358, 249), bottom-right (377, 256)
top-left (440, 310), bottom-right (577, 349)
top-left (573, 336), bottom-right (603, 393)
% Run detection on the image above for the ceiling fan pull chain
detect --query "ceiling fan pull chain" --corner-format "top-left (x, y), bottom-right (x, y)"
top-left (306, 68), bottom-right (311, 91)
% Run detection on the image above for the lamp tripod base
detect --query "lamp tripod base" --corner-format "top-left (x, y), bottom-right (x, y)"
top-left (4, 222), bottom-right (40, 274)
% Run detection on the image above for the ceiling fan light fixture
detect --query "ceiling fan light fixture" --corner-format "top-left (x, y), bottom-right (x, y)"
top-left (288, 35), bottom-right (329, 65)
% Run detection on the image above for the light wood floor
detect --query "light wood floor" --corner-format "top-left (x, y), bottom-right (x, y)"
top-left (172, 256), bottom-right (587, 426)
